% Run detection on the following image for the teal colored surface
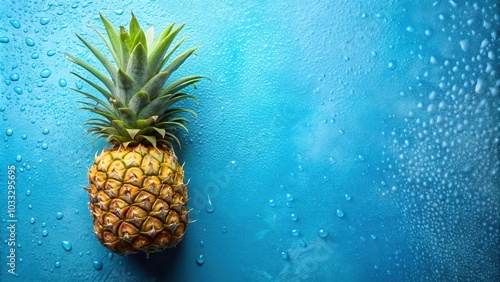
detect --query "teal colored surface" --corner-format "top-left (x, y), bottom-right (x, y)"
top-left (0, 0), bottom-right (499, 281)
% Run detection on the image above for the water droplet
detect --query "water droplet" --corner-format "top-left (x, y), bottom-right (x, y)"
top-left (58, 78), bottom-right (67, 87)
top-left (108, 252), bottom-right (113, 260)
top-left (9, 73), bottom-right (19, 81)
top-left (43, 128), bottom-right (50, 135)
top-left (40, 69), bottom-right (51, 78)
top-left (31, 52), bottom-right (39, 59)
top-left (286, 194), bottom-right (294, 201)
top-left (93, 260), bottom-right (103, 270)
top-left (291, 229), bottom-right (300, 236)
top-left (387, 60), bottom-right (397, 70)
top-left (459, 39), bottom-right (469, 52)
top-left (268, 199), bottom-right (276, 207)
top-left (222, 226), bottom-right (227, 233)
top-left (37, 240), bottom-right (42, 246)
top-left (25, 190), bottom-right (31, 196)
top-left (14, 86), bottom-right (23, 94)
top-left (0, 36), bottom-right (9, 43)
top-left (30, 218), bottom-right (35, 224)
top-left (205, 203), bottom-right (215, 213)
top-left (56, 212), bottom-right (63, 220)
top-left (425, 29), bottom-right (433, 36)
top-left (10, 20), bottom-right (21, 29)
top-left (47, 50), bottom-right (56, 57)
top-left (40, 17), bottom-right (50, 25)
top-left (42, 143), bottom-right (48, 150)
top-left (25, 37), bottom-right (35, 47)
top-left (114, 9), bottom-right (124, 15)
top-left (318, 229), bottom-right (328, 238)
top-left (76, 81), bottom-right (84, 90)
top-left (290, 213), bottom-right (298, 221)
top-left (16, 155), bottom-right (22, 162)
top-left (475, 78), bottom-right (487, 94)
top-left (42, 230), bottom-right (48, 237)
top-left (345, 194), bottom-right (352, 201)
top-left (54, 261), bottom-right (61, 268)
top-left (280, 251), bottom-right (289, 260)
top-left (336, 209), bottom-right (345, 218)
top-left (358, 155), bottom-right (365, 161)
top-left (62, 241), bottom-right (72, 251)
top-left (406, 25), bottom-right (415, 33)
top-left (6, 129), bottom-right (13, 136)
top-left (371, 234), bottom-right (377, 240)
top-left (195, 255), bottom-right (204, 265)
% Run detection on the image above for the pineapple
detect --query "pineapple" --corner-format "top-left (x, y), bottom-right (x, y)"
top-left (65, 13), bottom-right (204, 254)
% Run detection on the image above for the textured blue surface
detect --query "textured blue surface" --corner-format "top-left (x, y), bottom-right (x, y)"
top-left (1, 0), bottom-right (499, 281)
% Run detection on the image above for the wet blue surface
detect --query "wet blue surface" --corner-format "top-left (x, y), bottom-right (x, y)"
top-left (0, 0), bottom-right (499, 281)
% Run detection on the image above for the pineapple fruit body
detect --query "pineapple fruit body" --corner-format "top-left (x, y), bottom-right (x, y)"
top-left (88, 145), bottom-right (188, 254)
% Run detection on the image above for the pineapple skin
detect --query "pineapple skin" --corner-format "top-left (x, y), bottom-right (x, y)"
top-left (87, 144), bottom-right (188, 254)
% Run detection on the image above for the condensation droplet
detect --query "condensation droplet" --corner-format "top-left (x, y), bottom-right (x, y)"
top-left (10, 20), bottom-right (21, 29)
top-left (318, 229), bottom-right (329, 238)
top-left (14, 86), bottom-right (23, 94)
top-left (59, 78), bottom-right (67, 87)
top-left (40, 69), bottom-right (52, 78)
top-left (9, 73), bottom-right (19, 81)
top-left (25, 37), bottom-right (35, 47)
top-left (387, 60), bottom-right (397, 70)
top-left (93, 260), bottom-right (103, 270)
top-left (62, 241), bottom-right (72, 251)
top-left (269, 199), bottom-right (276, 207)
top-left (336, 209), bottom-right (345, 218)
top-left (280, 251), bottom-right (289, 260)
top-left (40, 17), bottom-right (50, 25)
top-left (196, 255), bottom-right (204, 265)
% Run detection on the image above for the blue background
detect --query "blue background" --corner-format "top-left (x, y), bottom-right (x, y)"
top-left (1, 0), bottom-right (499, 281)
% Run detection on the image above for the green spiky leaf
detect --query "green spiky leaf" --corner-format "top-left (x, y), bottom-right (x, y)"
top-left (75, 34), bottom-right (117, 81)
top-left (126, 43), bottom-right (148, 86)
top-left (64, 53), bottom-right (115, 93)
top-left (161, 75), bottom-right (207, 96)
top-left (116, 69), bottom-right (136, 104)
top-left (147, 24), bottom-right (184, 78)
top-left (128, 91), bottom-right (150, 114)
top-left (149, 23), bottom-right (174, 55)
top-left (126, 128), bottom-right (140, 139)
top-left (118, 107), bottom-right (137, 125)
top-left (141, 135), bottom-right (157, 147)
top-left (119, 26), bottom-right (131, 67)
top-left (129, 13), bottom-right (141, 41)
top-left (99, 12), bottom-right (122, 67)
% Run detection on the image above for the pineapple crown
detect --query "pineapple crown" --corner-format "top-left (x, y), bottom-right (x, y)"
top-left (66, 12), bottom-right (206, 148)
